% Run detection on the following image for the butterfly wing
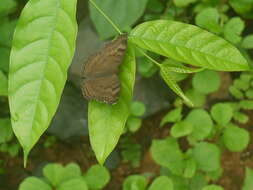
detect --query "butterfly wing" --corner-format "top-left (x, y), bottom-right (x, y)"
top-left (82, 34), bottom-right (128, 78)
top-left (82, 74), bottom-right (121, 104)
top-left (81, 34), bottom-right (128, 104)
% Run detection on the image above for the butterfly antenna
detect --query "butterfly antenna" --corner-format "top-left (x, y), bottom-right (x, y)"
top-left (89, 0), bottom-right (123, 35)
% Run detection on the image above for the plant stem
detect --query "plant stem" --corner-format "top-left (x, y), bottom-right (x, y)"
top-left (89, 0), bottom-right (122, 35)
top-left (137, 48), bottom-right (161, 67)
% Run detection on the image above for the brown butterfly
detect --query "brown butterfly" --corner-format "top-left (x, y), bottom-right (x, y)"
top-left (81, 34), bottom-right (128, 104)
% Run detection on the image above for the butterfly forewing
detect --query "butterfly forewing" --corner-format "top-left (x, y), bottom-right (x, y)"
top-left (81, 34), bottom-right (128, 104)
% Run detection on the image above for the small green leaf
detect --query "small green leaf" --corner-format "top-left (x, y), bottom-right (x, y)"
top-left (43, 164), bottom-right (65, 187)
top-left (233, 111), bottom-right (249, 124)
top-left (19, 177), bottom-right (52, 190)
top-left (173, 0), bottom-right (197, 7)
top-left (0, 118), bottom-right (13, 143)
top-left (211, 103), bottom-right (233, 126)
top-left (127, 116), bottom-right (142, 133)
top-left (0, 70), bottom-right (8, 96)
top-left (129, 20), bottom-right (249, 71)
top-left (183, 158), bottom-right (196, 178)
top-left (224, 17), bottom-right (245, 44)
top-left (189, 173), bottom-right (207, 190)
top-left (239, 100), bottom-right (253, 110)
top-left (171, 121), bottom-right (193, 138)
top-left (160, 107), bottom-right (182, 127)
top-left (162, 61), bottom-right (204, 73)
top-left (84, 164), bottom-right (110, 190)
top-left (151, 137), bottom-right (184, 175)
top-left (61, 163), bottom-right (82, 182)
top-left (88, 44), bottom-right (136, 164)
top-left (229, 86), bottom-right (244, 99)
top-left (242, 35), bottom-right (253, 49)
top-left (186, 109), bottom-right (213, 141)
top-left (148, 176), bottom-right (173, 190)
top-left (195, 8), bottom-right (221, 34)
top-left (160, 65), bottom-right (193, 106)
top-left (58, 178), bottom-right (88, 190)
top-left (243, 168), bottom-right (253, 190)
top-left (202, 185), bottom-right (224, 190)
top-left (123, 175), bottom-right (147, 190)
top-left (89, 0), bottom-right (148, 39)
top-left (192, 70), bottom-right (220, 94)
top-left (192, 142), bottom-right (221, 172)
top-left (222, 124), bottom-right (250, 152)
top-left (185, 89), bottom-right (206, 107)
top-left (131, 101), bottom-right (146, 117)
top-left (207, 168), bottom-right (223, 181)
top-left (245, 89), bottom-right (253, 99)
top-left (8, 0), bottom-right (78, 164)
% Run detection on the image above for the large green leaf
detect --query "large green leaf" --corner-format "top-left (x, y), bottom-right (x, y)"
top-left (89, 0), bottom-right (148, 39)
top-left (129, 20), bottom-right (249, 71)
top-left (8, 0), bottom-right (78, 163)
top-left (88, 43), bottom-right (136, 164)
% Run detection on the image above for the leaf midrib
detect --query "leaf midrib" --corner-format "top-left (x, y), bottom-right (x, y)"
top-left (29, 0), bottom-right (61, 146)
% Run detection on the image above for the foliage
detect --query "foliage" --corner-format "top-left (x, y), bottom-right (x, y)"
top-left (1, 0), bottom-right (253, 189)
top-left (19, 163), bottom-right (110, 190)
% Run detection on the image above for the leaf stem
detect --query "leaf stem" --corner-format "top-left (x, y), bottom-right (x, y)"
top-left (89, 0), bottom-right (122, 35)
top-left (137, 48), bottom-right (161, 67)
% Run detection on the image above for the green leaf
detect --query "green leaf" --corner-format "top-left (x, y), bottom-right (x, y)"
top-left (224, 17), bottom-right (245, 44)
top-left (127, 116), bottom-right (142, 133)
top-left (171, 121), bottom-right (193, 138)
top-left (222, 124), bottom-right (250, 152)
top-left (58, 178), bottom-right (88, 190)
top-left (211, 103), bottom-right (233, 126)
top-left (233, 111), bottom-right (249, 124)
top-left (229, 86), bottom-right (244, 99)
top-left (84, 164), bottom-right (110, 190)
top-left (19, 177), bottom-right (52, 190)
top-left (8, 0), bottom-right (78, 164)
top-left (43, 164), bottom-right (65, 187)
top-left (129, 20), bottom-right (249, 71)
top-left (192, 70), bottom-right (220, 94)
top-left (0, 0), bottom-right (17, 17)
top-left (148, 176), bottom-right (173, 190)
top-left (137, 56), bottom-right (158, 78)
top-left (151, 137), bottom-right (184, 175)
top-left (202, 185), bottom-right (224, 190)
top-left (192, 142), bottom-right (221, 172)
top-left (189, 173), bottom-right (207, 190)
top-left (61, 163), bottom-right (82, 182)
top-left (131, 101), bottom-right (146, 117)
top-left (242, 35), bottom-right (253, 49)
top-left (162, 61), bottom-right (204, 73)
top-left (185, 109), bottom-right (213, 141)
top-left (160, 65), bottom-right (193, 106)
top-left (160, 107), bottom-right (182, 127)
top-left (183, 158), bottom-right (196, 178)
top-left (89, 0), bottom-right (148, 39)
top-left (0, 118), bottom-right (13, 143)
top-left (123, 175), bottom-right (147, 190)
top-left (195, 8), bottom-right (221, 34)
top-left (88, 44), bottom-right (136, 164)
top-left (243, 168), bottom-right (253, 190)
top-left (185, 89), bottom-right (206, 107)
top-left (0, 70), bottom-right (8, 96)
top-left (239, 100), bottom-right (253, 110)
top-left (174, 0), bottom-right (197, 7)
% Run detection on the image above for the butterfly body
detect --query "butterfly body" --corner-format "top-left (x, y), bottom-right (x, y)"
top-left (81, 34), bottom-right (128, 104)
